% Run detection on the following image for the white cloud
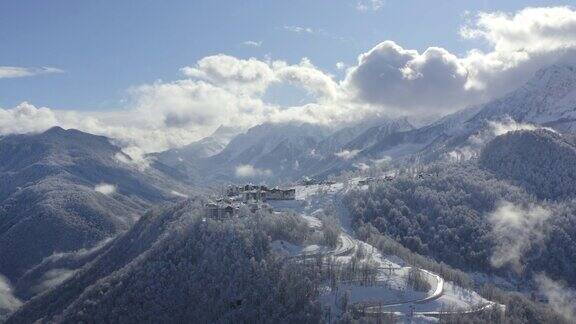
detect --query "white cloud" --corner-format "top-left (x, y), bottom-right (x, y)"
top-left (345, 6), bottom-right (576, 115)
top-left (0, 66), bottom-right (63, 79)
top-left (235, 164), bottom-right (272, 178)
top-left (0, 274), bottom-right (22, 314)
top-left (94, 183), bottom-right (116, 195)
top-left (487, 119), bottom-right (541, 137)
top-left (114, 146), bottom-right (151, 171)
top-left (335, 149), bottom-right (360, 160)
top-left (353, 162), bottom-right (370, 170)
top-left (446, 117), bottom-right (543, 161)
top-left (460, 6), bottom-right (576, 54)
top-left (488, 201), bottom-right (550, 273)
top-left (32, 268), bottom-right (76, 294)
top-left (181, 55), bottom-right (276, 95)
top-left (356, 0), bottom-right (384, 12)
top-left (336, 62), bottom-right (347, 70)
top-left (345, 41), bottom-right (472, 114)
top-left (0, 102), bottom-right (59, 135)
top-left (242, 40), bottom-right (262, 47)
top-left (284, 25), bottom-right (314, 34)
top-left (275, 58), bottom-right (340, 100)
top-left (535, 274), bottom-right (576, 322)
top-left (5, 6), bottom-right (576, 154)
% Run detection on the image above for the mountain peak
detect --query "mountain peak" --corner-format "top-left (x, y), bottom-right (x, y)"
top-left (527, 63), bottom-right (576, 89)
top-left (43, 126), bottom-right (66, 134)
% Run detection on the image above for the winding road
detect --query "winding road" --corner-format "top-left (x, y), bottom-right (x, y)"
top-left (287, 181), bottom-right (498, 321)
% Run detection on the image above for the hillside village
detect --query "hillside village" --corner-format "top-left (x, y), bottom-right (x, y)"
top-left (204, 184), bottom-right (296, 219)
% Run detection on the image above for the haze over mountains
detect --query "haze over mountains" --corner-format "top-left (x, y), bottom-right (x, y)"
top-left (148, 64), bottom-right (576, 185)
top-left (5, 2), bottom-right (576, 322)
top-left (3, 63), bottom-right (576, 322)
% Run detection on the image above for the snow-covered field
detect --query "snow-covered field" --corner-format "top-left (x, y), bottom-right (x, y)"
top-left (277, 178), bottom-right (496, 322)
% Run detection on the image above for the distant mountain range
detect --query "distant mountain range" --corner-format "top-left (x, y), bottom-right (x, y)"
top-left (2, 62), bottom-right (576, 304)
top-left (3, 62), bottom-right (576, 323)
top-left (149, 64), bottom-right (576, 184)
top-left (349, 63), bottom-right (576, 163)
top-left (154, 118), bottom-right (414, 184)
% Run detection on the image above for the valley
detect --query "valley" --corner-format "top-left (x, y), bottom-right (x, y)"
top-left (273, 179), bottom-right (498, 322)
top-left (3, 64), bottom-right (576, 323)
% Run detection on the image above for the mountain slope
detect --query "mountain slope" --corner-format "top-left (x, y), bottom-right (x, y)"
top-left (151, 125), bottom-right (242, 185)
top-left (344, 63), bottom-right (576, 163)
top-left (480, 129), bottom-right (576, 200)
top-left (198, 122), bottom-right (330, 183)
top-left (7, 200), bottom-right (320, 323)
top-left (0, 127), bottom-right (192, 282)
top-left (187, 119), bottom-right (413, 183)
top-left (471, 64), bottom-right (576, 129)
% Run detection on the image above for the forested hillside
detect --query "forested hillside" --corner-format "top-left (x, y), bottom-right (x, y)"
top-left (344, 162), bottom-right (576, 287)
top-left (0, 127), bottom-right (192, 283)
top-left (8, 199), bottom-right (321, 323)
top-left (480, 129), bottom-right (576, 200)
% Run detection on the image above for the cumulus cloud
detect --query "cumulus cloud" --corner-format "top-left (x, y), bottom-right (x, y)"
top-left (181, 55), bottom-right (276, 95)
top-left (0, 274), bottom-right (22, 315)
top-left (535, 274), bottom-right (576, 322)
top-left (460, 6), bottom-right (576, 54)
top-left (235, 164), bottom-right (272, 178)
top-left (275, 58), bottom-right (340, 100)
top-left (345, 41), bottom-right (472, 114)
top-left (346, 6), bottom-right (576, 115)
top-left (94, 183), bottom-right (117, 195)
top-left (0, 66), bottom-right (63, 79)
top-left (353, 162), bottom-right (370, 171)
top-left (488, 201), bottom-right (550, 272)
top-left (0, 102), bottom-right (59, 135)
top-left (5, 6), bottom-right (576, 154)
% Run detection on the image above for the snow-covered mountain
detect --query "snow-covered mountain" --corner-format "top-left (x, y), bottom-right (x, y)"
top-left (154, 125), bottom-right (241, 164)
top-left (184, 118), bottom-right (414, 183)
top-left (7, 200), bottom-right (320, 323)
top-left (198, 122), bottom-right (330, 183)
top-left (345, 63), bottom-right (576, 163)
top-left (472, 64), bottom-right (576, 129)
top-left (0, 127), bottom-right (193, 283)
top-left (149, 63), bottom-right (576, 183)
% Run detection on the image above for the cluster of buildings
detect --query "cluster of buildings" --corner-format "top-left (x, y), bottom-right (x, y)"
top-left (358, 175), bottom-right (394, 186)
top-left (299, 176), bottom-right (336, 186)
top-left (226, 184), bottom-right (296, 202)
top-left (204, 184), bottom-right (296, 220)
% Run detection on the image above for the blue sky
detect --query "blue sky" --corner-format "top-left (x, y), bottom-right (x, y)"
top-left (0, 0), bottom-right (568, 110)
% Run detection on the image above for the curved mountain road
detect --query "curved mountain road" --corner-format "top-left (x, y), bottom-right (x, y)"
top-left (289, 183), bottom-right (497, 320)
